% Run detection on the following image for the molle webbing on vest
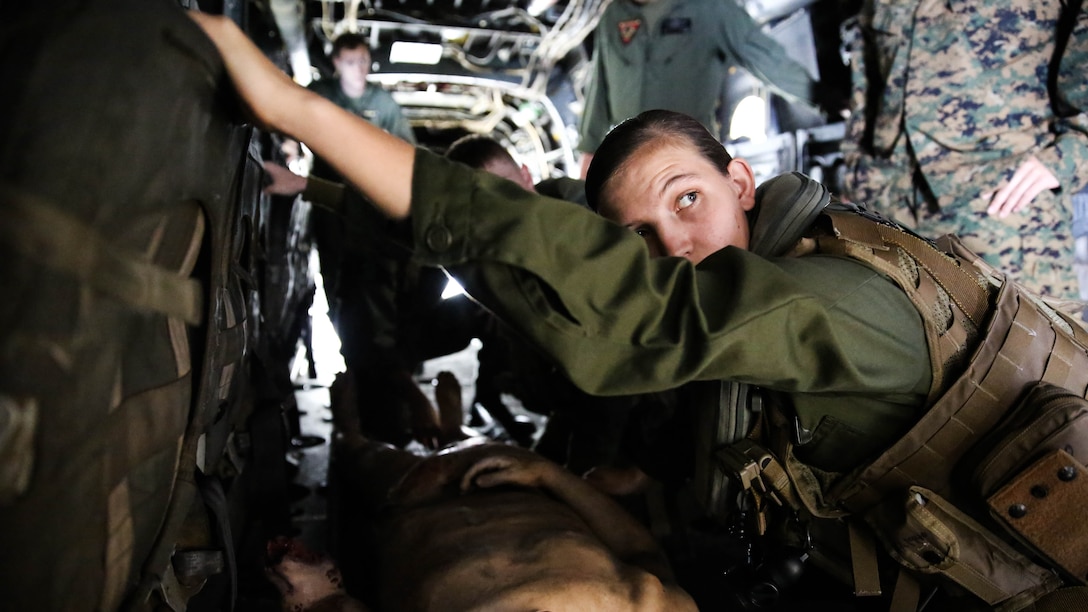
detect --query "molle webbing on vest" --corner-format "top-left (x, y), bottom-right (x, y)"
top-left (830, 274), bottom-right (1088, 515)
top-left (723, 208), bottom-right (1088, 608)
top-left (812, 210), bottom-right (991, 400)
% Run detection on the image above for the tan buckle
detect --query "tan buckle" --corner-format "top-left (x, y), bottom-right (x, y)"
top-left (716, 439), bottom-right (779, 503)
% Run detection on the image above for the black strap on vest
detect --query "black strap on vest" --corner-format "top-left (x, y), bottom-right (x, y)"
top-left (1050, 0), bottom-right (1083, 118)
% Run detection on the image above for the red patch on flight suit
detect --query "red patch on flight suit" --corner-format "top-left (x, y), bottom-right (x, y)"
top-left (618, 19), bottom-right (641, 45)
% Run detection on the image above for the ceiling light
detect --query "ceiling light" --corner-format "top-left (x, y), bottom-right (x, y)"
top-left (390, 41), bottom-right (444, 65)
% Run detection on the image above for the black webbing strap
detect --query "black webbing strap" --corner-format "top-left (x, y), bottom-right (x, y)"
top-left (1050, 0), bottom-right (1084, 118)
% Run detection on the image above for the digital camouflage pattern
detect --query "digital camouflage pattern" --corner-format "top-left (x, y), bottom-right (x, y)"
top-left (842, 0), bottom-right (1088, 299)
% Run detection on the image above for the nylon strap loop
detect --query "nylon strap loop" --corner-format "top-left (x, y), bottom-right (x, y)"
top-left (874, 224), bottom-right (989, 326)
top-left (889, 569), bottom-right (921, 612)
top-left (1, 186), bottom-right (204, 325)
top-left (848, 522), bottom-right (883, 596)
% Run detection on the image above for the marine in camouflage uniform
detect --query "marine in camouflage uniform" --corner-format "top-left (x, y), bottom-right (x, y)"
top-left (1058, 2), bottom-right (1088, 305)
top-left (841, 0), bottom-right (1088, 299)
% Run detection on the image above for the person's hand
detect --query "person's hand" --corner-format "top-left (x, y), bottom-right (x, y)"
top-left (985, 156), bottom-right (1060, 218)
top-left (460, 447), bottom-right (555, 492)
top-left (262, 161), bottom-right (309, 196)
top-left (188, 11), bottom-right (298, 130)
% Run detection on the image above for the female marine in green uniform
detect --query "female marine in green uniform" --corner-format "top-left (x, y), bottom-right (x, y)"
top-left (189, 12), bottom-right (935, 472)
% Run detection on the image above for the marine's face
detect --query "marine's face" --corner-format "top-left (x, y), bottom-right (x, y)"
top-left (333, 47), bottom-right (371, 95)
top-left (597, 141), bottom-right (756, 264)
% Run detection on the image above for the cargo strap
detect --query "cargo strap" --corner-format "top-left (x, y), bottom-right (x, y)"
top-left (1, 186), bottom-right (205, 325)
top-left (0, 395), bottom-right (37, 504)
top-left (195, 473), bottom-right (237, 611)
top-left (848, 522), bottom-right (882, 597)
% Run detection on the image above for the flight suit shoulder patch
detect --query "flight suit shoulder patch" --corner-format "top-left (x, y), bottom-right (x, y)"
top-left (618, 19), bottom-right (641, 44)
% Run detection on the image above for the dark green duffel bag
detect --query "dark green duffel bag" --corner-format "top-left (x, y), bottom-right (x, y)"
top-left (0, 1), bottom-right (270, 609)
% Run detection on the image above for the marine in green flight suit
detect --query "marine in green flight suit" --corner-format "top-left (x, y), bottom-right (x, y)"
top-left (578, 0), bottom-right (817, 154)
top-left (307, 78), bottom-right (416, 146)
top-left (305, 33), bottom-right (432, 445)
top-left (406, 147), bottom-right (932, 471)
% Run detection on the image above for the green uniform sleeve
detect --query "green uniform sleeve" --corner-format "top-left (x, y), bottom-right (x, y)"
top-left (302, 175), bottom-right (347, 215)
top-left (716, 0), bottom-right (815, 105)
top-left (408, 149), bottom-right (929, 407)
top-left (578, 44), bottom-right (611, 154)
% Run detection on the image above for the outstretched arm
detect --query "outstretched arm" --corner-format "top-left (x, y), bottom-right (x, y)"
top-left (189, 12), bottom-right (414, 219)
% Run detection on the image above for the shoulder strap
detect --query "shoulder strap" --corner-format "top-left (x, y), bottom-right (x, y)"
top-left (1050, 0), bottom-right (1084, 118)
top-left (811, 206), bottom-right (992, 398)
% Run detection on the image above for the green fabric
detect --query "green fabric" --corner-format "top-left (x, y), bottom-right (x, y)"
top-left (535, 176), bottom-right (588, 208)
top-left (302, 175), bottom-right (347, 215)
top-left (578, 0), bottom-right (816, 152)
top-left (408, 149), bottom-right (931, 452)
top-left (308, 78), bottom-right (416, 145)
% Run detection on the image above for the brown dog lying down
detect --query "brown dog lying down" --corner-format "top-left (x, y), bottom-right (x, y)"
top-left (328, 436), bottom-right (697, 612)
top-left (265, 537), bottom-right (370, 612)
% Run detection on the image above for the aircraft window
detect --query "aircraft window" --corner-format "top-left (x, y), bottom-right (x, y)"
top-left (729, 94), bottom-right (768, 144)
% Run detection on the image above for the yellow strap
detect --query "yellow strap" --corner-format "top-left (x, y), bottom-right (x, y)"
top-left (102, 479), bottom-right (135, 612)
top-left (1, 186), bottom-right (204, 325)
